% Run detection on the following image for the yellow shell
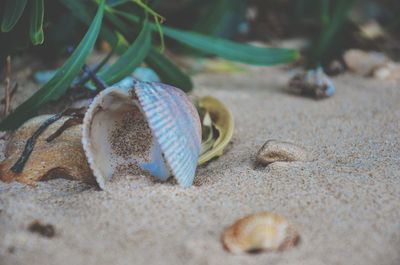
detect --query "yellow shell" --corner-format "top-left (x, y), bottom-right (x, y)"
top-left (197, 96), bottom-right (234, 165)
top-left (0, 115), bottom-right (94, 185)
top-left (222, 212), bottom-right (300, 254)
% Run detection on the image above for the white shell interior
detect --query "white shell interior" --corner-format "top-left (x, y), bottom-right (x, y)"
top-left (83, 88), bottom-right (171, 189)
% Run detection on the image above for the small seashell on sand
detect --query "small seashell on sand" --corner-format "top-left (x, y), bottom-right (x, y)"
top-left (256, 140), bottom-right (312, 165)
top-left (0, 115), bottom-right (94, 185)
top-left (222, 212), bottom-right (300, 254)
top-left (82, 81), bottom-right (201, 189)
top-left (289, 67), bottom-right (335, 99)
top-left (373, 62), bottom-right (400, 81)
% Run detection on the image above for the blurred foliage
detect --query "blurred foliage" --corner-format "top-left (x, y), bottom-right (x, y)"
top-left (0, 0), bottom-right (399, 129)
top-left (0, 0), bottom-right (298, 130)
top-left (247, 0), bottom-right (400, 67)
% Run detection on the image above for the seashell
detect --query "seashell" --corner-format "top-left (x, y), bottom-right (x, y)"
top-left (343, 49), bottom-right (388, 76)
top-left (373, 62), bottom-right (400, 81)
top-left (114, 67), bottom-right (161, 88)
top-left (256, 139), bottom-right (312, 165)
top-left (289, 67), bottom-right (335, 99)
top-left (81, 81), bottom-right (201, 189)
top-left (0, 115), bottom-right (94, 185)
top-left (222, 212), bottom-right (300, 254)
top-left (196, 96), bottom-right (234, 165)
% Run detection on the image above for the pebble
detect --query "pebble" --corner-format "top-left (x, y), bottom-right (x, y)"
top-left (343, 49), bottom-right (388, 76)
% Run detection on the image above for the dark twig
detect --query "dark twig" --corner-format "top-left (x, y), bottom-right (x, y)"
top-left (46, 107), bottom-right (86, 142)
top-left (3, 56), bottom-right (11, 116)
top-left (46, 116), bottom-right (83, 142)
top-left (10, 113), bottom-right (63, 173)
top-left (82, 64), bottom-right (107, 91)
top-left (67, 46), bottom-right (107, 91)
top-left (75, 50), bottom-right (113, 88)
top-left (10, 107), bottom-right (87, 173)
top-left (1, 83), bottom-right (18, 104)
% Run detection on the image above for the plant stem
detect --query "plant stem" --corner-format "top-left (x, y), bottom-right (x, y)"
top-left (82, 64), bottom-right (107, 90)
top-left (3, 56), bottom-right (11, 116)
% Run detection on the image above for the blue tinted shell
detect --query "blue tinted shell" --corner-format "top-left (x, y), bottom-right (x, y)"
top-left (135, 81), bottom-right (201, 187)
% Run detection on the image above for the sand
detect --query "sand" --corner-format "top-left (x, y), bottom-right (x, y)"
top-left (0, 66), bottom-right (399, 265)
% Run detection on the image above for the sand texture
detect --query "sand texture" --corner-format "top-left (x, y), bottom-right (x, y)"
top-left (0, 67), bottom-right (399, 265)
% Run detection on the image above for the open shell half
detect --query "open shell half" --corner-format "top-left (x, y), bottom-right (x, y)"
top-left (82, 81), bottom-right (201, 189)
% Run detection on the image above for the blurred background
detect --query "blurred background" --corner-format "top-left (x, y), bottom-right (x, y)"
top-left (0, 0), bottom-right (399, 128)
top-left (1, 0), bottom-right (399, 65)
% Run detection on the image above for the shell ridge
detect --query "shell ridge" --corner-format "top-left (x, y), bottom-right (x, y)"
top-left (136, 82), bottom-right (200, 187)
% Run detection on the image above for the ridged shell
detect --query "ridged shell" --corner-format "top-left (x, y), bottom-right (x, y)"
top-left (222, 212), bottom-right (300, 254)
top-left (81, 81), bottom-right (201, 189)
top-left (136, 82), bottom-right (201, 187)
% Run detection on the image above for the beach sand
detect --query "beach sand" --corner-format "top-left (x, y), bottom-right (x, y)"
top-left (0, 67), bottom-right (399, 265)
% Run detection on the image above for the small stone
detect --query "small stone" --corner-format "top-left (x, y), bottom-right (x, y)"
top-left (0, 115), bottom-right (94, 186)
top-left (256, 140), bottom-right (312, 165)
top-left (7, 246), bottom-right (15, 254)
top-left (373, 62), bottom-right (400, 81)
top-left (28, 220), bottom-right (55, 238)
top-left (288, 68), bottom-right (335, 99)
top-left (327, 60), bottom-right (344, 76)
top-left (343, 49), bottom-right (388, 76)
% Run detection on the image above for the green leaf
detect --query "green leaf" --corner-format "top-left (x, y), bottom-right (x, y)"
top-left (99, 20), bottom-right (151, 85)
top-left (106, 0), bottom-right (129, 7)
top-left (104, 5), bottom-right (135, 37)
top-left (29, 0), bottom-right (44, 45)
top-left (163, 27), bottom-right (298, 65)
top-left (145, 49), bottom-right (193, 92)
top-left (60, 1), bottom-right (193, 91)
top-left (192, 0), bottom-right (245, 38)
top-left (59, 0), bottom-right (127, 54)
top-left (0, 0), bottom-right (105, 130)
top-left (113, 9), bottom-right (299, 66)
top-left (1, 0), bottom-right (28, 32)
top-left (105, 6), bottom-right (135, 36)
top-left (308, 0), bottom-right (356, 68)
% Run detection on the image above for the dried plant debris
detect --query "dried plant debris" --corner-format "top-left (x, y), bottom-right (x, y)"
top-left (289, 67), bottom-right (335, 99)
top-left (222, 212), bottom-right (300, 254)
top-left (0, 115), bottom-right (94, 185)
top-left (28, 220), bottom-right (55, 238)
top-left (256, 140), bottom-right (312, 166)
top-left (196, 96), bottom-right (234, 165)
top-left (3, 56), bottom-right (12, 117)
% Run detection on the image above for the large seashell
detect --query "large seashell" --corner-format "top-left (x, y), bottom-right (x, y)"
top-left (82, 81), bottom-right (201, 189)
top-left (222, 212), bottom-right (300, 254)
top-left (0, 115), bottom-right (94, 185)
